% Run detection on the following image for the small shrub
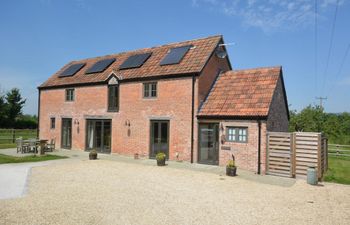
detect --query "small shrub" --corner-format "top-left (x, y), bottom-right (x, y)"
top-left (156, 152), bottom-right (166, 161)
top-left (226, 159), bottom-right (237, 176)
top-left (156, 152), bottom-right (166, 166)
top-left (226, 160), bottom-right (236, 168)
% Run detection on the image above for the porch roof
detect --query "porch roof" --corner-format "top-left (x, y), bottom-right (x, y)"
top-left (198, 66), bottom-right (284, 118)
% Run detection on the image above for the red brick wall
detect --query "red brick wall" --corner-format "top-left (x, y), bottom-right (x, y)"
top-left (39, 77), bottom-right (193, 161)
top-left (219, 120), bottom-right (267, 174)
top-left (197, 54), bottom-right (231, 108)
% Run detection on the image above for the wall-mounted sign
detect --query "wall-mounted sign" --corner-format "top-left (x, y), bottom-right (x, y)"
top-left (221, 146), bottom-right (231, 151)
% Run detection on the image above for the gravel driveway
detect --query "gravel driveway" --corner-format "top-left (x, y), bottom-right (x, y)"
top-left (0, 160), bottom-right (349, 225)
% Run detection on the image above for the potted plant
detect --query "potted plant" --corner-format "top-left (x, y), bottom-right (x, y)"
top-left (156, 152), bottom-right (166, 166)
top-left (226, 159), bottom-right (237, 176)
top-left (89, 150), bottom-right (98, 160)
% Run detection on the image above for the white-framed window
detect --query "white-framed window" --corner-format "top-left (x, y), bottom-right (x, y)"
top-left (143, 82), bottom-right (157, 98)
top-left (65, 89), bottom-right (75, 101)
top-left (226, 127), bottom-right (248, 143)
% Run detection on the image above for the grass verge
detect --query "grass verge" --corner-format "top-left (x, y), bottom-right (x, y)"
top-left (324, 156), bottom-right (350, 185)
top-left (0, 143), bottom-right (16, 149)
top-left (0, 153), bottom-right (68, 164)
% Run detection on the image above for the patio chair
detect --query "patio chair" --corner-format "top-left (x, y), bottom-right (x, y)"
top-left (28, 139), bottom-right (38, 153)
top-left (46, 138), bottom-right (55, 152)
top-left (16, 137), bottom-right (29, 154)
top-left (16, 138), bottom-right (23, 153)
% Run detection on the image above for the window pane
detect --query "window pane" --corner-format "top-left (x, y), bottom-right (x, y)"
top-left (161, 122), bottom-right (168, 144)
top-left (114, 85), bottom-right (119, 109)
top-left (108, 85), bottom-right (118, 110)
top-left (66, 89), bottom-right (74, 101)
top-left (151, 83), bottom-right (157, 97)
top-left (50, 118), bottom-right (55, 129)
top-left (144, 83), bottom-right (150, 97)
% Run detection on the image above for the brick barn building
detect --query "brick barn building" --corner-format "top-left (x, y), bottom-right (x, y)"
top-left (38, 35), bottom-right (289, 174)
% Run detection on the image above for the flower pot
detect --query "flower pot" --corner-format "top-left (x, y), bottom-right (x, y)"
top-left (226, 166), bottom-right (237, 176)
top-left (89, 151), bottom-right (98, 160)
top-left (134, 153), bottom-right (139, 159)
top-left (157, 158), bottom-right (166, 166)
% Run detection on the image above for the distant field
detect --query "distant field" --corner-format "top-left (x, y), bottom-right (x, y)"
top-left (0, 129), bottom-right (37, 144)
top-left (0, 129), bottom-right (37, 149)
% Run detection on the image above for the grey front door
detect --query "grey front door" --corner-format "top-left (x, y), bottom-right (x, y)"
top-left (61, 118), bottom-right (72, 149)
top-left (150, 120), bottom-right (169, 158)
top-left (198, 123), bottom-right (219, 165)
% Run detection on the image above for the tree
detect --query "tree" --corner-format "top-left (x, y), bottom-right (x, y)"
top-left (289, 105), bottom-right (350, 144)
top-left (289, 105), bottom-right (325, 132)
top-left (0, 94), bottom-right (7, 127)
top-left (5, 88), bottom-right (26, 128)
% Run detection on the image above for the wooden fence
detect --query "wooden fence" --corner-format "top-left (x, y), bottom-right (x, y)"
top-left (266, 132), bottom-right (328, 180)
top-left (328, 144), bottom-right (350, 157)
top-left (0, 129), bottom-right (37, 144)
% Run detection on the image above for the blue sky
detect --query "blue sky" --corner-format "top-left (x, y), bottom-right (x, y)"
top-left (0, 0), bottom-right (349, 114)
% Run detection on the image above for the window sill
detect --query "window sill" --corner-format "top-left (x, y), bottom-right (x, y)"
top-left (225, 141), bottom-right (248, 144)
top-left (107, 109), bottom-right (119, 113)
top-left (143, 97), bottom-right (157, 100)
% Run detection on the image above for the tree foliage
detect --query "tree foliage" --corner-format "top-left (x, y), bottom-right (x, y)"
top-left (289, 105), bottom-right (350, 144)
top-left (0, 88), bottom-right (37, 129)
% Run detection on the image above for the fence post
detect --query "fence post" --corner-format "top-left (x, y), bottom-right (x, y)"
top-left (12, 129), bottom-right (15, 143)
top-left (326, 138), bottom-right (328, 171)
top-left (317, 133), bottom-right (322, 180)
top-left (291, 132), bottom-right (296, 178)
top-left (266, 133), bottom-right (269, 174)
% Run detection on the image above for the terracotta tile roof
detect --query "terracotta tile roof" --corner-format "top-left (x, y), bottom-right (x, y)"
top-left (198, 66), bottom-right (282, 118)
top-left (39, 35), bottom-right (222, 88)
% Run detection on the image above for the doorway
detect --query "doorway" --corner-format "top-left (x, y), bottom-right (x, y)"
top-left (198, 123), bottom-right (219, 165)
top-left (150, 120), bottom-right (169, 158)
top-left (61, 118), bottom-right (72, 149)
top-left (86, 119), bottom-right (111, 153)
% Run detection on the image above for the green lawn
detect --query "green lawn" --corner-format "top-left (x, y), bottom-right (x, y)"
top-left (0, 153), bottom-right (68, 164)
top-left (324, 156), bottom-right (350, 185)
top-left (0, 143), bottom-right (16, 149)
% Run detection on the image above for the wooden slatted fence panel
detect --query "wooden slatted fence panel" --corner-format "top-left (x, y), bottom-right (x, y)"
top-left (266, 132), bottom-right (328, 180)
top-left (266, 132), bottom-right (292, 177)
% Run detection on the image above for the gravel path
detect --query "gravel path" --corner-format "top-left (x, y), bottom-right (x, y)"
top-left (0, 160), bottom-right (349, 225)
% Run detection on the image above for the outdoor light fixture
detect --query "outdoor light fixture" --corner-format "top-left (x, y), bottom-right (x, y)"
top-left (74, 119), bottom-right (80, 134)
top-left (125, 119), bottom-right (131, 137)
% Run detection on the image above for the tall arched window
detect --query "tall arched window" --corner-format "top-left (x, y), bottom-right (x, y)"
top-left (108, 76), bottom-right (119, 111)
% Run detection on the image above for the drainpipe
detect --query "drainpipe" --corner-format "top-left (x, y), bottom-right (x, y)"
top-left (257, 120), bottom-right (262, 174)
top-left (37, 88), bottom-right (41, 138)
top-left (190, 75), bottom-right (195, 163)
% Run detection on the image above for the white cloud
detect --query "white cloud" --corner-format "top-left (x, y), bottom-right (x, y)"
top-left (192, 0), bottom-right (345, 32)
